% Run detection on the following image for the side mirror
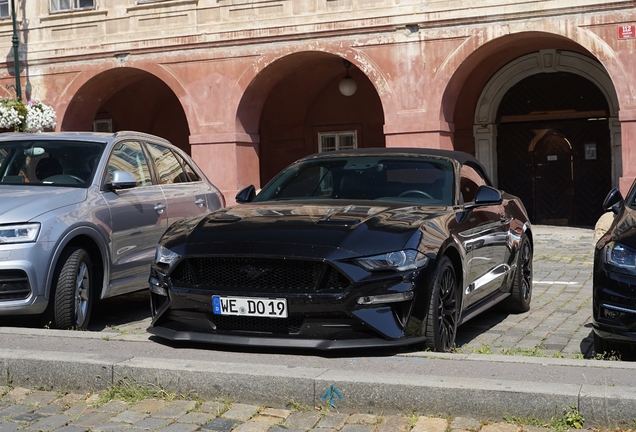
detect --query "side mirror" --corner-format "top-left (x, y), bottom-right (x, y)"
top-left (603, 187), bottom-right (624, 215)
top-left (235, 185), bottom-right (256, 203)
top-left (107, 170), bottom-right (137, 190)
top-left (464, 185), bottom-right (502, 210)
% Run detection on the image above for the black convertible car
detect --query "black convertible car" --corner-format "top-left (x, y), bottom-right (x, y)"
top-left (147, 148), bottom-right (533, 351)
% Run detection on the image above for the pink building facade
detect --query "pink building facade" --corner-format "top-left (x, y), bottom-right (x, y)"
top-left (1, 1), bottom-right (635, 225)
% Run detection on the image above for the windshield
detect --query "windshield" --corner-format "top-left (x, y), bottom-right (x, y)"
top-left (0, 140), bottom-right (105, 188)
top-left (254, 156), bottom-right (455, 205)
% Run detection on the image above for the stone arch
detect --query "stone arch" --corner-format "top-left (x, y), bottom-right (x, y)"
top-left (59, 66), bottom-right (192, 153)
top-left (473, 49), bottom-right (620, 186)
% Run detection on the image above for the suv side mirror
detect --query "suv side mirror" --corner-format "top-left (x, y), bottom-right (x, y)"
top-left (235, 185), bottom-right (256, 203)
top-left (108, 170), bottom-right (137, 190)
top-left (464, 185), bottom-right (502, 210)
top-left (603, 187), bottom-right (624, 215)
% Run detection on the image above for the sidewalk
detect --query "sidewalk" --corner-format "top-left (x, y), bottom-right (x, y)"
top-left (1, 225), bottom-right (635, 431)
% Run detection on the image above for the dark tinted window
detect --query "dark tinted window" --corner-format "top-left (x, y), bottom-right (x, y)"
top-left (255, 156), bottom-right (454, 205)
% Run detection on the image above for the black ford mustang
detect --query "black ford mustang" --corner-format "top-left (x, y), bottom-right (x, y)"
top-left (147, 148), bottom-right (533, 351)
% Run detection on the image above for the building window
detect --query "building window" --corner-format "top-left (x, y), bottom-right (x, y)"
top-left (318, 131), bottom-right (357, 153)
top-left (93, 119), bottom-right (112, 133)
top-left (50, 0), bottom-right (95, 13)
top-left (0, 0), bottom-right (9, 18)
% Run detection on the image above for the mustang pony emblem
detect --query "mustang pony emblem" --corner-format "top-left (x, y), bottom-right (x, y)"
top-left (241, 266), bottom-right (271, 280)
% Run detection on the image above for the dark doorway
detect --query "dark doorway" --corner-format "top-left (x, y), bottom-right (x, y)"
top-left (496, 72), bottom-right (611, 227)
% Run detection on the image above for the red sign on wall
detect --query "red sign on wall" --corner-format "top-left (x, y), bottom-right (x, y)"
top-left (619, 25), bottom-right (636, 39)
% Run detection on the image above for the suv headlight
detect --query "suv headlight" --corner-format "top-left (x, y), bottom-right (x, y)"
top-left (0, 223), bottom-right (40, 244)
top-left (355, 249), bottom-right (429, 272)
top-left (605, 242), bottom-right (636, 269)
top-left (155, 245), bottom-right (180, 267)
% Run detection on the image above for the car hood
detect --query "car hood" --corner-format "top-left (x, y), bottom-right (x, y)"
top-left (0, 186), bottom-right (87, 223)
top-left (163, 200), bottom-right (453, 258)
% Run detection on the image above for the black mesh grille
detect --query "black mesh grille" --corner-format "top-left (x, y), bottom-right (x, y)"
top-left (0, 270), bottom-right (30, 301)
top-left (211, 315), bottom-right (304, 334)
top-left (170, 257), bottom-right (350, 294)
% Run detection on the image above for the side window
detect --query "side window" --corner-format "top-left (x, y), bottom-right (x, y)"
top-left (50, 0), bottom-right (94, 12)
top-left (459, 165), bottom-right (487, 203)
top-left (173, 152), bottom-right (201, 182)
top-left (145, 143), bottom-right (185, 185)
top-left (107, 141), bottom-right (152, 187)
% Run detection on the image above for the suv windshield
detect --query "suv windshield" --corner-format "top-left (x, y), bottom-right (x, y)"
top-left (255, 156), bottom-right (455, 205)
top-left (0, 140), bottom-right (105, 187)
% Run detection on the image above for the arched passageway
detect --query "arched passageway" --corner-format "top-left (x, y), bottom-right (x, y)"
top-left (61, 68), bottom-right (191, 154)
top-left (237, 52), bottom-right (385, 187)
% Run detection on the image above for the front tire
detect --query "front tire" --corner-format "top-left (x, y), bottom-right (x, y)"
top-left (503, 235), bottom-right (533, 313)
top-left (424, 256), bottom-right (459, 352)
top-left (44, 247), bottom-right (93, 329)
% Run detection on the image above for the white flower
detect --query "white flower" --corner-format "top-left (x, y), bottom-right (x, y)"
top-left (24, 101), bottom-right (57, 133)
top-left (0, 104), bottom-right (22, 130)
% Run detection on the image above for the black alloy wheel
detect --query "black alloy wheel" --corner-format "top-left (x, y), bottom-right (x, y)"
top-left (504, 235), bottom-right (533, 313)
top-left (424, 255), bottom-right (459, 352)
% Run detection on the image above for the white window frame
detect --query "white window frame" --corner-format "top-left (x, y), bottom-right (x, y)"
top-left (0, 0), bottom-right (8, 18)
top-left (318, 130), bottom-right (357, 153)
top-left (50, 0), bottom-right (95, 13)
top-left (93, 119), bottom-right (112, 133)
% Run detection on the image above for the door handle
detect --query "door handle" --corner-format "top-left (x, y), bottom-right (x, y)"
top-left (195, 198), bottom-right (205, 208)
top-left (154, 203), bottom-right (166, 214)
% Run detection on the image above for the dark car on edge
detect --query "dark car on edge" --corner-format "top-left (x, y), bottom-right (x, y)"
top-left (147, 148), bottom-right (533, 351)
top-left (593, 183), bottom-right (636, 356)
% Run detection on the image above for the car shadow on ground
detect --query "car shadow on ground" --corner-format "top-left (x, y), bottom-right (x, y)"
top-left (88, 290), bottom-right (152, 331)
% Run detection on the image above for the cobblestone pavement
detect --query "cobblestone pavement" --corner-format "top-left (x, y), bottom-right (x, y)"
top-left (0, 386), bottom-right (567, 432)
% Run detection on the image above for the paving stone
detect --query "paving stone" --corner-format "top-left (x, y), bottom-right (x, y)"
top-left (129, 417), bottom-right (172, 430)
top-left (64, 403), bottom-right (94, 417)
top-left (155, 423), bottom-right (200, 432)
top-left (4, 387), bottom-right (31, 403)
top-left (153, 401), bottom-right (197, 419)
top-left (340, 425), bottom-right (376, 432)
top-left (91, 422), bottom-right (131, 432)
top-left (412, 416), bottom-right (448, 432)
top-left (232, 415), bottom-right (281, 432)
top-left (377, 414), bottom-right (411, 432)
top-left (198, 401), bottom-right (226, 415)
top-left (130, 399), bottom-right (166, 414)
top-left (71, 412), bottom-right (117, 428)
top-left (96, 401), bottom-right (130, 414)
top-left (220, 403), bottom-right (259, 421)
top-left (178, 411), bottom-right (214, 425)
top-left (346, 413), bottom-right (378, 425)
top-left (11, 411), bottom-right (46, 424)
top-left (109, 410), bottom-right (149, 424)
top-left (260, 408), bottom-right (291, 419)
top-left (451, 417), bottom-right (482, 430)
top-left (26, 414), bottom-right (73, 431)
top-left (316, 412), bottom-right (349, 429)
top-left (37, 404), bottom-right (65, 415)
top-left (22, 390), bottom-right (59, 407)
top-left (481, 423), bottom-right (520, 432)
top-left (268, 426), bottom-right (307, 432)
top-left (0, 404), bottom-right (34, 417)
top-left (50, 427), bottom-right (88, 432)
top-left (0, 422), bottom-right (21, 432)
top-left (286, 411), bottom-right (321, 428)
top-left (201, 417), bottom-right (243, 431)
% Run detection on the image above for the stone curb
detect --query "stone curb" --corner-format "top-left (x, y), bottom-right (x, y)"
top-left (2, 349), bottom-right (635, 427)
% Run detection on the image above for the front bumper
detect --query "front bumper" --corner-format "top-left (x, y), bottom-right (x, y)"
top-left (0, 242), bottom-right (50, 315)
top-left (148, 255), bottom-right (430, 349)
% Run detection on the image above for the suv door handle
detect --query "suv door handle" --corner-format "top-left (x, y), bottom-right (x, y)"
top-left (154, 203), bottom-right (166, 214)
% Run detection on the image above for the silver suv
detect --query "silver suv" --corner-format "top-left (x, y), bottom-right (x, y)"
top-left (0, 131), bottom-right (224, 329)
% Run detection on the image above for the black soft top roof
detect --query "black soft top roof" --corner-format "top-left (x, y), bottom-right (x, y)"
top-left (301, 147), bottom-right (492, 185)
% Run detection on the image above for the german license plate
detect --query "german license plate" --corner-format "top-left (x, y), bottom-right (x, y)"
top-left (212, 295), bottom-right (288, 318)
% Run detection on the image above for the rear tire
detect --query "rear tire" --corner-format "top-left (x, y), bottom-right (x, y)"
top-left (503, 235), bottom-right (532, 313)
top-left (424, 256), bottom-right (459, 352)
top-left (43, 247), bottom-right (93, 330)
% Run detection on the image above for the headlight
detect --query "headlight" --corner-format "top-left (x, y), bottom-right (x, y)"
top-left (605, 242), bottom-right (636, 269)
top-left (0, 223), bottom-right (40, 244)
top-left (155, 245), bottom-right (180, 267)
top-left (355, 249), bottom-right (429, 272)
